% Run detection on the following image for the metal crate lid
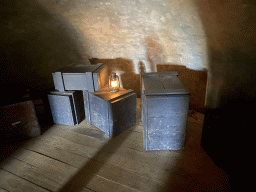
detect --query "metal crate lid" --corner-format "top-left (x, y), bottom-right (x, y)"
top-left (142, 72), bottom-right (190, 95)
top-left (55, 63), bottom-right (103, 74)
top-left (91, 86), bottom-right (135, 102)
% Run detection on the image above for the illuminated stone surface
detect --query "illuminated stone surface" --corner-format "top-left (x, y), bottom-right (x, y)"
top-left (1, 0), bottom-right (256, 109)
top-left (37, 0), bottom-right (207, 73)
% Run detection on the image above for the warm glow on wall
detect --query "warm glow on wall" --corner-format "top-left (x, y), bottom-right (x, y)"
top-left (37, 0), bottom-right (208, 74)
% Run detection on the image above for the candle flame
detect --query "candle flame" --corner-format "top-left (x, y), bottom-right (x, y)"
top-left (111, 80), bottom-right (118, 87)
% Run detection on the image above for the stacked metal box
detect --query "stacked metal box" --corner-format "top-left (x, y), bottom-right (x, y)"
top-left (48, 63), bottom-right (108, 125)
top-left (52, 63), bottom-right (108, 92)
top-left (141, 72), bottom-right (190, 151)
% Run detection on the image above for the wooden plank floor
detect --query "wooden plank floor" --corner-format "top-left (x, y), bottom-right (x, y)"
top-left (0, 99), bottom-right (230, 192)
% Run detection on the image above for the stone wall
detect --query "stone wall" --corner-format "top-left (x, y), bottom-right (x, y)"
top-left (195, 0), bottom-right (256, 108)
top-left (0, 0), bottom-right (206, 94)
top-left (1, 0), bottom-right (256, 110)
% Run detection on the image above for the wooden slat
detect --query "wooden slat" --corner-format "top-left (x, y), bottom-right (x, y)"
top-left (47, 115), bottom-right (203, 158)
top-left (9, 149), bottom-right (77, 185)
top-left (23, 139), bottom-right (88, 168)
top-left (94, 161), bottom-right (163, 192)
top-left (94, 150), bottom-right (172, 183)
top-left (43, 125), bottom-right (165, 156)
top-left (23, 134), bottom-right (165, 191)
top-left (36, 117), bottom-right (208, 178)
top-left (25, 135), bottom-right (101, 160)
top-left (85, 175), bottom-right (140, 192)
top-left (44, 125), bottom-right (109, 147)
top-left (27, 136), bottom-right (169, 183)
top-left (42, 126), bottom-right (145, 154)
top-left (45, 124), bottom-right (144, 145)
top-left (0, 101), bottom-right (229, 192)
top-left (1, 158), bottom-right (60, 191)
top-left (49, 126), bottom-right (146, 155)
top-left (51, 124), bottom-right (213, 180)
top-left (33, 130), bottom-right (173, 174)
top-left (57, 161), bottom-right (140, 192)
top-left (0, 169), bottom-right (49, 192)
top-left (40, 127), bottom-right (202, 176)
top-left (7, 148), bottom-right (143, 192)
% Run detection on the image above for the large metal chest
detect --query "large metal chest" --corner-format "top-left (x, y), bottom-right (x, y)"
top-left (52, 63), bottom-right (108, 92)
top-left (48, 90), bottom-right (85, 126)
top-left (141, 72), bottom-right (190, 151)
top-left (87, 86), bottom-right (137, 137)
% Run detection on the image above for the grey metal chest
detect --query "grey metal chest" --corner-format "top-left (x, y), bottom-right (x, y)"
top-left (52, 63), bottom-right (108, 92)
top-left (87, 86), bottom-right (137, 137)
top-left (141, 72), bottom-right (190, 151)
top-left (48, 90), bottom-right (85, 126)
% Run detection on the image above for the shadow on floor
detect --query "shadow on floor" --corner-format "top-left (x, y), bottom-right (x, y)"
top-left (160, 112), bottom-right (230, 192)
top-left (57, 127), bottom-right (133, 192)
top-left (201, 105), bottom-right (255, 191)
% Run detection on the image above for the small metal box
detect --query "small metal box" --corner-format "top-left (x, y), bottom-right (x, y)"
top-left (141, 72), bottom-right (190, 151)
top-left (48, 91), bottom-right (85, 126)
top-left (52, 63), bottom-right (108, 92)
top-left (87, 86), bottom-right (137, 137)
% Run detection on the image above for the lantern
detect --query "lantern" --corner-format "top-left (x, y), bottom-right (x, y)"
top-left (109, 73), bottom-right (119, 92)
